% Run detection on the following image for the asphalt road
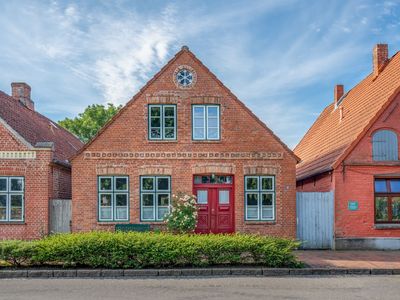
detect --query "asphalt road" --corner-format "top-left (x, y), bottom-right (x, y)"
top-left (0, 276), bottom-right (399, 300)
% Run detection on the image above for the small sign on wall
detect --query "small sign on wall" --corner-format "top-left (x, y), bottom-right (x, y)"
top-left (348, 201), bottom-right (359, 211)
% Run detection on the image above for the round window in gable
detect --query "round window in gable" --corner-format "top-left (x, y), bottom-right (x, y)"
top-left (173, 65), bottom-right (197, 89)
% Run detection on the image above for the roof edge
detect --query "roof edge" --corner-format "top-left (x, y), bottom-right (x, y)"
top-left (0, 116), bottom-right (34, 149)
top-left (296, 167), bottom-right (333, 181)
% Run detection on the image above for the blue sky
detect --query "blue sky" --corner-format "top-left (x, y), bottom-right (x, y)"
top-left (1, 0), bottom-right (400, 148)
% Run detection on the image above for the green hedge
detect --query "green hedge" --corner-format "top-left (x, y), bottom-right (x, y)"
top-left (0, 232), bottom-right (301, 268)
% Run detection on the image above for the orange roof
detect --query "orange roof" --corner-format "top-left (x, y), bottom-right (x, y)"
top-left (295, 50), bottom-right (400, 180)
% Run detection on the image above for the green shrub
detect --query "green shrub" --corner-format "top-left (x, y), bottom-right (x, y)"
top-left (0, 232), bottom-right (301, 269)
top-left (164, 193), bottom-right (198, 234)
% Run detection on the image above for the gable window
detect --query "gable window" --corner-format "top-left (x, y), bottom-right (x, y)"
top-left (148, 105), bottom-right (176, 140)
top-left (244, 176), bottom-right (275, 221)
top-left (375, 178), bottom-right (400, 223)
top-left (0, 177), bottom-right (24, 222)
top-left (192, 105), bottom-right (220, 140)
top-left (372, 130), bottom-right (398, 161)
top-left (140, 176), bottom-right (171, 221)
top-left (98, 176), bottom-right (129, 222)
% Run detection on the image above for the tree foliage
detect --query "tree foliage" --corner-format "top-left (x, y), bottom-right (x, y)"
top-left (58, 103), bottom-right (121, 142)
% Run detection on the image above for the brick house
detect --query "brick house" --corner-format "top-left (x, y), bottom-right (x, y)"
top-left (295, 44), bottom-right (400, 249)
top-left (0, 83), bottom-right (83, 239)
top-left (71, 46), bottom-right (298, 237)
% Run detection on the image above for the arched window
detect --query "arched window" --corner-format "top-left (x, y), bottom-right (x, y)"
top-left (372, 130), bottom-right (398, 161)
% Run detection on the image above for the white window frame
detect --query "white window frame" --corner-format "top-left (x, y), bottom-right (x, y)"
top-left (98, 176), bottom-right (129, 222)
top-left (0, 177), bottom-right (24, 222)
top-left (245, 175), bottom-right (275, 221)
top-left (148, 105), bottom-right (176, 140)
top-left (140, 176), bottom-right (171, 221)
top-left (192, 105), bottom-right (220, 140)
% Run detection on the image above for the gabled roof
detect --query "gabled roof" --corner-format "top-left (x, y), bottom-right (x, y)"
top-left (72, 47), bottom-right (299, 162)
top-left (0, 91), bottom-right (83, 162)
top-left (295, 51), bottom-right (400, 180)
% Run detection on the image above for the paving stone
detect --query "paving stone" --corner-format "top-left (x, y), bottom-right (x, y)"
top-left (101, 269), bottom-right (124, 277)
top-left (211, 268), bottom-right (231, 276)
top-left (371, 269), bottom-right (393, 275)
top-left (289, 268), bottom-right (313, 275)
top-left (158, 269), bottom-right (182, 276)
top-left (181, 269), bottom-right (212, 276)
top-left (27, 270), bottom-right (53, 278)
top-left (53, 270), bottom-right (77, 278)
top-left (0, 270), bottom-right (28, 278)
top-left (347, 269), bottom-right (371, 275)
top-left (76, 269), bottom-right (101, 278)
top-left (124, 269), bottom-right (159, 277)
top-left (262, 268), bottom-right (290, 276)
top-left (230, 268), bottom-right (262, 276)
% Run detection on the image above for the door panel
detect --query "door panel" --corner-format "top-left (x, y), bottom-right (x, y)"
top-left (196, 189), bottom-right (210, 233)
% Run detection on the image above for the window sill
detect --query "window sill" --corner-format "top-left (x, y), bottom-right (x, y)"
top-left (192, 140), bottom-right (221, 143)
top-left (0, 221), bottom-right (26, 225)
top-left (374, 224), bottom-right (400, 229)
top-left (148, 140), bottom-right (178, 143)
top-left (97, 221), bottom-right (129, 225)
top-left (244, 221), bottom-right (276, 225)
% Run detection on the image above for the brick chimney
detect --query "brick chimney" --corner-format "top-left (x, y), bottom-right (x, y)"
top-left (334, 84), bottom-right (344, 106)
top-left (373, 44), bottom-right (388, 76)
top-left (11, 82), bottom-right (34, 110)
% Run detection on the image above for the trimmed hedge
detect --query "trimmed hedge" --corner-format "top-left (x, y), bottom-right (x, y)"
top-left (0, 232), bottom-right (301, 268)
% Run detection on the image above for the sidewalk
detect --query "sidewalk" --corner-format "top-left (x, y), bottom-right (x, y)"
top-left (295, 250), bottom-right (400, 269)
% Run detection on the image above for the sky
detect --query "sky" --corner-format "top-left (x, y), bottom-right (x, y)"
top-left (1, 0), bottom-right (400, 148)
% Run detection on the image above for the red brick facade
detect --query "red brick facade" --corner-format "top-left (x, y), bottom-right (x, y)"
top-left (72, 47), bottom-right (298, 238)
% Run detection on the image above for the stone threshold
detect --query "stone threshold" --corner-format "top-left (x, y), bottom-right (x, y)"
top-left (0, 267), bottom-right (400, 278)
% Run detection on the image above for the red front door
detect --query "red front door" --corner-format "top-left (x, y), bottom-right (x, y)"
top-left (194, 175), bottom-right (234, 234)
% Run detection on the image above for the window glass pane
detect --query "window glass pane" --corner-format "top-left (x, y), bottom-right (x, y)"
top-left (197, 190), bottom-right (208, 204)
top-left (246, 193), bottom-right (259, 206)
top-left (194, 176), bottom-right (202, 184)
top-left (142, 207), bottom-right (154, 220)
top-left (0, 178), bottom-right (7, 192)
top-left (392, 197), bottom-right (400, 221)
top-left (262, 193), bottom-right (273, 206)
top-left (207, 106), bottom-right (218, 117)
top-left (374, 180), bottom-right (387, 193)
top-left (100, 194), bottom-right (112, 207)
top-left (164, 118), bottom-right (174, 128)
top-left (151, 117), bottom-right (161, 127)
top-left (100, 178), bottom-right (112, 191)
top-left (10, 195), bottom-right (23, 221)
top-left (164, 128), bottom-right (175, 139)
top-left (116, 207), bottom-right (128, 220)
top-left (10, 178), bottom-right (23, 191)
top-left (262, 208), bottom-right (273, 219)
top-left (194, 118), bottom-right (204, 127)
top-left (115, 177), bottom-right (128, 191)
top-left (157, 207), bottom-right (169, 220)
top-left (0, 195), bottom-right (6, 220)
top-left (100, 207), bottom-right (112, 220)
top-left (246, 207), bottom-right (258, 219)
top-left (246, 177), bottom-right (258, 190)
top-left (375, 196), bottom-right (388, 221)
top-left (151, 128), bottom-right (161, 139)
top-left (219, 190), bottom-right (229, 204)
top-left (193, 106), bottom-right (204, 117)
top-left (194, 128), bottom-right (205, 139)
top-left (150, 106), bottom-right (161, 116)
top-left (207, 128), bottom-right (218, 139)
top-left (208, 118), bottom-right (218, 127)
top-left (116, 194), bottom-right (128, 206)
top-left (157, 178), bottom-right (169, 191)
top-left (164, 107), bottom-right (175, 117)
top-left (142, 178), bottom-right (154, 191)
top-left (261, 177), bottom-right (273, 190)
top-left (157, 194), bottom-right (170, 206)
top-left (142, 194), bottom-right (154, 206)
top-left (390, 180), bottom-right (400, 193)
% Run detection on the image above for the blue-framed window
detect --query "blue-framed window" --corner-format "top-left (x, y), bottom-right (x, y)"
top-left (244, 176), bottom-right (275, 221)
top-left (148, 105), bottom-right (176, 140)
top-left (192, 105), bottom-right (220, 140)
top-left (98, 176), bottom-right (129, 222)
top-left (140, 176), bottom-right (170, 221)
top-left (0, 177), bottom-right (24, 222)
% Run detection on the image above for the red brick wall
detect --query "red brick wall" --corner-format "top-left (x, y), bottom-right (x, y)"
top-left (296, 172), bottom-right (333, 192)
top-left (72, 50), bottom-right (297, 238)
top-left (52, 164), bottom-right (72, 199)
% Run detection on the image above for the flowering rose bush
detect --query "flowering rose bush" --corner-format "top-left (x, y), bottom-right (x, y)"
top-left (164, 192), bottom-right (198, 234)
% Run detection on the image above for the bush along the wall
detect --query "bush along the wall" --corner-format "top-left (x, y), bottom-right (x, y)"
top-left (0, 232), bottom-right (301, 269)
top-left (164, 193), bottom-right (198, 234)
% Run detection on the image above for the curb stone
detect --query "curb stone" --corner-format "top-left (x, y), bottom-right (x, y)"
top-left (0, 268), bottom-right (400, 279)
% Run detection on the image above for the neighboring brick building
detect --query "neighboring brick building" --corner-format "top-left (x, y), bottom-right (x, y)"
top-left (71, 46), bottom-right (298, 237)
top-left (0, 83), bottom-right (83, 239)
top-left (295, 44), bottom-right (400, 249)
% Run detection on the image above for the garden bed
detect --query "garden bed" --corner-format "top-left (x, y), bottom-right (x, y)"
top-left (0, 232), bottom-right (301, 269)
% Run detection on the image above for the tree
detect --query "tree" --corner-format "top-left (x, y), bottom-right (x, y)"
top-left (59, 103), bottom-right (121, 142)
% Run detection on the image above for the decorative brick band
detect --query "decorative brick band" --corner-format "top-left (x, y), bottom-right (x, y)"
top-left (96, 164), bottom-right (127, 175)
top-left (243, 165), bottom-right (279, 175)
top-left (192, 164), bottom-right (235, 174)
top-left (0, 151), bottom-right (36, 159)
top-left (84, 151), bottom-right (284, 160)
top-left (139, 165), bottom-right (173, 175)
